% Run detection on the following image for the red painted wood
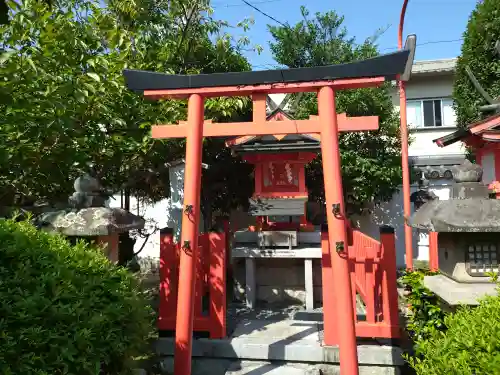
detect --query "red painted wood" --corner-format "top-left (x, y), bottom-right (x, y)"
top-left (174, 94), bottom-right (205, 375)
top-left (144, 77), bottom-right (386, 99)
top-left (158, 232), bottom-right (227, 339)
top-left (321, 230), bottom-right (338, 345)
top-left (322, 227), bottom-right (401, 341)
top-left (428, 232), bottom-right (439, 272)
top-left (494, 149), bottom-right (500, 182)
top-left (318, 86), bottom-right (358, 375)
top-left (209, 232), bottom-right (227, 338)
top-left (158, 233), bottom-right (180, 331)
top-left (379, 229), bottom-right (400, 337)
top-left (152, 117), bottom-right (380, 139)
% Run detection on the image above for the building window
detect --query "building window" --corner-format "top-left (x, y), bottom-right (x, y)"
top-left (466, 242), bottom-right (499, 276)
top-left (407, 98), bottom-right (456, 128)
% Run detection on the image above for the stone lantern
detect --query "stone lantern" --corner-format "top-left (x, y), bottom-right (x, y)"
top-left (35, 173), bottom-right (145, 263)
top-left (408, 160), bottom-right (500, 308)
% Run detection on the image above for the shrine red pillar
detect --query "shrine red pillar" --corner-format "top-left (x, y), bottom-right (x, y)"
top-left (174, 93), bottom-right (204, 375)
top-left (318, 86), bottom-right (359, 375)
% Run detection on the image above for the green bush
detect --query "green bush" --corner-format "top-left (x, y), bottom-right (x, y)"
top-left (399, 269), bottom-right (447, 348)
top-left (408, 292), bottom-right (500, 374)
top-left (0, 219), bottom-right (154, 375)
top-left (453, 0), bottom-right (500, 128)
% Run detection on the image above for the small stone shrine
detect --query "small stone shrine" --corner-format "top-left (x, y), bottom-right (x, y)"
top-left (35, 173), bottom-right (145, 263)
top-left (408, 160), bottom-right (500, 308)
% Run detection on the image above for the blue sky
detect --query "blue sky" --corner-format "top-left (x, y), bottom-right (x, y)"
top-left (211, 0), bottom-right (478, 70)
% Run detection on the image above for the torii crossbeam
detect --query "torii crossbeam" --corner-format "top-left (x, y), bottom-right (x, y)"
top-left (124, 41), bottom-right (415, 375)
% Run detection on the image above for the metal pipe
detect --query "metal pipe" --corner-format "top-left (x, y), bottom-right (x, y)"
top-left (398, 0), bottom-right (413, 270)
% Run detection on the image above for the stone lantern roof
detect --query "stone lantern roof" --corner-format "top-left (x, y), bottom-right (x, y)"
top-left (408, 160), bottom-right (500, 232)
top-left (35, 173), bottom-right (145, 236)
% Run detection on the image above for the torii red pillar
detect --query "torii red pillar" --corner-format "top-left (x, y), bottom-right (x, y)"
top-left (318, 86), bottom-right (358, 372)
top-left (173, 94), bottom-right (204, 375)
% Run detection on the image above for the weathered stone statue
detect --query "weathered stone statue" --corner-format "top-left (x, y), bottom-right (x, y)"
top-left (68, 172), bottom-right (114, 209)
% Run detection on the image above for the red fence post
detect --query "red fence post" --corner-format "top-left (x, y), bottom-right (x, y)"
top-left (159, 227), bottom-right (176, 330)
top-left (209, 231), bottom-right (227, 338)
top-left (428, 232), bottom-right (439, 272)
top-left (321, 226), bottom-right (337, 345)
top-left (379, 225), bottom-right (400, 338)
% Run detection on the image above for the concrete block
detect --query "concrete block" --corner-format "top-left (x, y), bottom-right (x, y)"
top-left (226, 361), bottom-right (315, 375)
top-left (225, 361), bottom-right (400, 375)
top-left (257, 286), bottom-right (306, 304)
top-left (305, 259), bottom-right (314, 310)
top-left (155, 325), bottom-right (404, 366)
top-left (423, 274), bottom-right (497, 306)
top-left (256, 262), bottom-right (304, 286)
top-left (231, 319), bottom-right (319, 342)
top-left (257, 286), bottom-right (283, 303)
top-left (160, 357), bottom-right (232, 375)
top-left (245, 258), bottom-right (256, 308)
top-left (316, 364), bottom-right (400, 375)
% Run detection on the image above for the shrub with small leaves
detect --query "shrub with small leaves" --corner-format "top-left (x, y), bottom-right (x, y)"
top-left (408, 292), bottom-right (500, 374)
top-left (399, 269), bottom-right (447, 351)
top-left (0, 219), bottom-right (154, 375)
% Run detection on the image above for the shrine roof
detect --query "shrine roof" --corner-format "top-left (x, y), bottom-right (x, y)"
top-left (433, 113), bottom-right (500, 147)
top-left (123, 49), bottom-right (411, 92)
top-left (226, 107), bottom-right (319, 153)
top-left (230, 136), bottom-right (321, 154)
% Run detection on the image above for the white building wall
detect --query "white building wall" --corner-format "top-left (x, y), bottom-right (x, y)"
top-left (353, 70), bottom-right (466, 266)
top-left (107, 162), bottom-right (205, 260)
top-left (108, 195), bottom-right (171, 260)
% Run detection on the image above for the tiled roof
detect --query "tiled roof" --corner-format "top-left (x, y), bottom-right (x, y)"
top-left (412, 58), bottom-right (457, 74)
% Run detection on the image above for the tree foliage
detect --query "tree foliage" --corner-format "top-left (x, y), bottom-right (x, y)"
top-left (0, 0), bottom-right (256, 223)
top-left (268, 7), bottom-right (402, 213)
top-left (453, 0), bottom-right (500, 128)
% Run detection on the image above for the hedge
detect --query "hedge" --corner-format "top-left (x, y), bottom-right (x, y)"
top-left (0, 219), bottom-right (154, 375)
top-left (407, 291), bottom-right (500, 374)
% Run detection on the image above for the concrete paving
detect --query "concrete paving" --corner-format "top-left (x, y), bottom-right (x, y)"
top-left (156, 305), bottom-right (404, 375)
top-left (156, 359), bottom-right (401, 375)
top-left (156, 319), bottom-right (404, 366)
top-left (423, 274), bottom-right (497, 306)
top-left (226, 361), bottom-right (401, 375)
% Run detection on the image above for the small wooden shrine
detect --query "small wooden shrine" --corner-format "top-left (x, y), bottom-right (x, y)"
top-left (227, 94), bottom-right (321, 309)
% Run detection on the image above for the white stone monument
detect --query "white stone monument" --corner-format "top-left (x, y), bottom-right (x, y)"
top-left (166, 159), bottom-right (208, 242)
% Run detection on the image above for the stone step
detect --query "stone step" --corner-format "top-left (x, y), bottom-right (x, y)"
top-left (156, 358), bottom-right (401, 375)
top-left (226, 361), bottom-right (400, 375)
top-left (226, 361), bottom-right (311, 375)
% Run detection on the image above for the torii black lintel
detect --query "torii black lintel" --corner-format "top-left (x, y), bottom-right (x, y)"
top-left (124, 49), bottom-right (412, 92)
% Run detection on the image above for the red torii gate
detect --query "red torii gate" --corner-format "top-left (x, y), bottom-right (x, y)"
top-left (124, 39), bottom-right (415, 375)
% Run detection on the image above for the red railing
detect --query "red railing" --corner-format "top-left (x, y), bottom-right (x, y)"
top-left (428, 231), bottom-right (439, 271)
top-left (321, 226), bottom-right (400, 345)
top-left (158, 229), bottom-right (227, 338)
